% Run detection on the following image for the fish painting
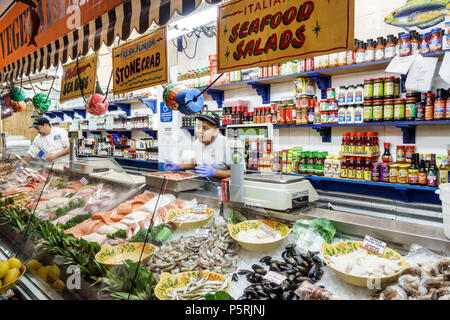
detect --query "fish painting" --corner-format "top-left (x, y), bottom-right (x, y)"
top-left (26, 8), bottom-right (40, 47)
top-left (385, 0), bottom-right (450, 30)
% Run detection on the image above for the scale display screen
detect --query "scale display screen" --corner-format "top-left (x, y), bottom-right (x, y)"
top-left (226, 126), bottom-right (269, 139)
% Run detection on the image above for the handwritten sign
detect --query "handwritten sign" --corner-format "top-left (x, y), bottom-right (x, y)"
top-left (194, 204), bottom-right (208, 214)
top-left (80, 177), bottom-right (89, 186)
top-left (385, 54), bottom-right (418, 75)
top-left (217, 0), bottom-right (355, 73)
top-left (264, 271), bottom-right (287, 285)
top-left (405, 55), bottom-right (438, 93)
top-left (438, 52), bottom-right (450, 85)
top-left (113, 27), bottom-right (168, 95)
top-left (362, 235), bottom-right (387, 255)
top-left (60, 54), bottom-right (98, 103)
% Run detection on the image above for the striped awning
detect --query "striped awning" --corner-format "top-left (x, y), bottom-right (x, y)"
top-left (1, 0), bottom-right (221, 82)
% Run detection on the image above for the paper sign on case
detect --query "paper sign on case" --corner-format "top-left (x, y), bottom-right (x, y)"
top-left (362, 235), bottom-right (387, 255)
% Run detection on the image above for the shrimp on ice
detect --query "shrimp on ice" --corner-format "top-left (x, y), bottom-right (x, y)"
top-left (380, 285), bottom-right (408, 300)
top-left (398, 274), bottom-right (420, 296)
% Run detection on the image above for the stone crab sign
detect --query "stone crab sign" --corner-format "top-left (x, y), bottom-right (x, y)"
top-left (217, 0), bottom-right (355, 73)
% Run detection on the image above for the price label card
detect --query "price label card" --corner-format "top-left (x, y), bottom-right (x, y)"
top-left (260, 223), bottom-right (279, 238)
top-left (80, 177), bottom-right (89, 186)
top-left (385, 54), bottom-right (418, 75)
top-left (362, 235), bottom-right (387, 255)
top-left (194, 204), bottom-right (207, 214)
top-left (195, 229), bottom-right (209, 238)
top-left (263, 271), bottom-right (287, 285)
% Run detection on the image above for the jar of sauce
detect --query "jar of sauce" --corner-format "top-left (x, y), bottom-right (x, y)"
top-left (406, 145), bottom-right (415, 163)
top-left (429, 28), bottom-right (442, 52)
top-left (399, 33), bottom-right (411, 57)
top-left (389, 164), bottom-right (399, 183)
top-left (396, 145), bottom-right (406, 162)
top-left (355, 157), bottom-right (364, 180)
top-left (384, 76), bottom-right (395, 97)
top-left (286, 102), bottom-right (296, 125)
top-left (380, 163), bottom-right (390, 182)
top-left (373, 78), bottom-right (384, 97)
top-left (340, 157), bottom-right (348, 178)
top-left (385, 34), bottom-right (396, 58)
top-left (425, 91), bottom-right (435, 121)
top-left (363, 100), bottom-right (373, 122)
top-left (364, 79), bottom-right (374, 99)
top-left (396, 33), bottom-right (404, 56)
top-left (384, 99), bottom-right (395, 121)
top-left (375, 37), bottom-right (385, 61)
top-left (277, 102), bottom-right (287, 125)
top-left (410, 31), bottom-right (419, 55)
top-left (327, 88), bottom-right (336, 100)
top-left (365, 39), bottom-right (375, 62)
top-left (394, 78), bottom-right (401, 98)
top-left (419, 33), bottom-right (430, 54)
top-left (364, 158), bottom-right (372, 181)
top-left (372, 162), bottom-right (381, 182)
top-left (398, 164), bottom-right (409, 184)
top-left (372, 99), bottom-right (384, 122)
top-left (394, 98), bottom-right (405, 121)
top-left (434, 88), bottom-right (446, 120)
top-left (355, 41), bottom-right (365, 64)
top-left (405, 97), bottom-right (417, 121)
top-left (348, 157), bottom-right (356, 179)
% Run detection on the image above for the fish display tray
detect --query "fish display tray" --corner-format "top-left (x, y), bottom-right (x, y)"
top-left (144, 172), bottom-right (205, 192)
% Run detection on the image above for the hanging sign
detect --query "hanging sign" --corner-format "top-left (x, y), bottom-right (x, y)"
top-left (113, 28), bottom-right (168, 95)
top-left (60, 54), bottom-right (98, 103)
top-left (0, 0), bottom-right (127, 71)
top-left (217, 0), bottom-right (355, 73)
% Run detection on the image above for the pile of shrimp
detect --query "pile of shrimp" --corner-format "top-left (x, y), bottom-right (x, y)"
top-left (372, 257), bottom-right (450, 300)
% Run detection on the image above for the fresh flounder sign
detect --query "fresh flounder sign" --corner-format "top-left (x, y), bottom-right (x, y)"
top-left (217, 0), bottom-right (355, 73)
top-left (113, 27), bottom-right (168, 95)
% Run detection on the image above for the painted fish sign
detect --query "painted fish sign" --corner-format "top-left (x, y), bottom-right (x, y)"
top-left (217, 0), bottom-right (355, 73)
top-left (112, 27), bottom-right (168, 95)
top-left (60, 54), bottom-right (98, 103)
top-left (385, 0), bottom-right (449, 31)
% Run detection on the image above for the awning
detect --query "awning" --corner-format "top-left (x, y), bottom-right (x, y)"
top-left (1, 0), bottom-right (221, 83)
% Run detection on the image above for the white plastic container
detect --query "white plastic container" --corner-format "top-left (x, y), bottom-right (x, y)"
top-left (354, 105), bottom-right (364, 123)
top-left (324, 156), bottom-right (334, 177)
top-left (436, 183), bottom-right (450, 239)
top-left (338, 106), bottom-right (347, 124)
top-left (346, 105), bottom-right (355, 123)
top-left (331, 156), bottom-right (342, 178)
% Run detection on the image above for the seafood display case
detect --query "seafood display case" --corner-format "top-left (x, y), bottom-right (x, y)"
top-left (0, 158), bottom-right (149, 300)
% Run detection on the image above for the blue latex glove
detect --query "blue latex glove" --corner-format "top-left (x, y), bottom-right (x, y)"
top-left (164, 160), bottom-right (180, 172)
top-left (15, 165), bottom-right (23, 173)
top-left (195, 164), bottom-right (216, 178)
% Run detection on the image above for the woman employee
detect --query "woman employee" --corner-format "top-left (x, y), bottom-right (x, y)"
top-left (164, 112), bottom-right (231, 179)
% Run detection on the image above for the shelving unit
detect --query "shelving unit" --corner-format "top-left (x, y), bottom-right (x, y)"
top-left (246, 170), bottom-right (440, 204)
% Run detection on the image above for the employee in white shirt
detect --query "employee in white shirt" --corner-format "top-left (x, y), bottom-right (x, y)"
top-left (164, 112), bottom-right (231, 179)
top-left (22, 117), bottom-right (70, 164)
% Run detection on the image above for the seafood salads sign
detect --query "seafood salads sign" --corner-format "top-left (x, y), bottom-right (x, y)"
top-left (113, 28), bottom-right (168, 95)
top-left (60, 54), bottom-right (98, 103)
top-left (217, 0), bottom-right (355, 73)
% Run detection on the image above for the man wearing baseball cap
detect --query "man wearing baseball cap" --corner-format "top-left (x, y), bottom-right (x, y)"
top-left (21, 117), bottom-right (70, 164)
top-left (164, 112), bottom-right (231, 179)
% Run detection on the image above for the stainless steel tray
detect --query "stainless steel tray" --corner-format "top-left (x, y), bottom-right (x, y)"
top-left (144, 172), bottom-right (206, 192)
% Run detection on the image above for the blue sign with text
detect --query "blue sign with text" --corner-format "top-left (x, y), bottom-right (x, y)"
top-left (160, 102), bottom-right (173, 123)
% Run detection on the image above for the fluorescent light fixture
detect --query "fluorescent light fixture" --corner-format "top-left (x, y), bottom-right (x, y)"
top-left (167, 6), bottom-right (217, 40)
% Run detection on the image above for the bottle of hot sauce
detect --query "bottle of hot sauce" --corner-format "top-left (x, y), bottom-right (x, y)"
top-left (427, 154), bottom-right (438, 187)
top-left (364, 157), bottom-right (372, 181)
top-left (348, 157), bottom-right (356, 179)
top-left (340, 157), bottom-right (348, 178)
top-left (355, 157), bottom-right (364, 180)
top-left (418, 159), bottom-right (428, 186)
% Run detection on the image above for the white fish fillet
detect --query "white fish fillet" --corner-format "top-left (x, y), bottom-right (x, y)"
top-left (124, 210), bottom-right (149, 221)
top-left (139, 194), bottom-right (176, 213)
top-left (96, 225), bottom-right (118, 235)
top-left (110, 222), bottom-right (129, 231)
top-left (81, 232), bottom-right (107, 244)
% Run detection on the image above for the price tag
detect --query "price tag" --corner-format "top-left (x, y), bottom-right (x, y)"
top-left (195, 229), bottom-right (209, 238)
top-left (80, 177), bottom-right (89, 186)
top-left (385, 54), bottom-right (418, 75)
top-left (194, 204), bottom-right (207, 214)
top-left (259, 222), bottom-right (279, 238)
top-left (362, 235), bottom-right (387, 255)
top-left (263, 271), bottom-right (287, 285)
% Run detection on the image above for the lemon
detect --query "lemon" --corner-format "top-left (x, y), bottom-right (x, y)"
top-left (3, 268), bottom-right (20, 285)
top-left (7, 258), bottom-right (22, 270)
top-left (51, 279), bottom-right (65, 293)
top-left (47, 265), bottom-right (60, 283)
top-left (0, 260), bottom-right (9, 279)
top-left (36, 266), bottom-right (48, 282)
top-left (25, 259), bottom-right (42, 272)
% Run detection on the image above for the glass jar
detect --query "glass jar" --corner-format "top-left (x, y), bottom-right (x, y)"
top-left (405, 97), bottom-right (417, 121)
top-left (277, 102), bottom-right (287, 125)
top-left (389, 164), bottom-right (399, 183)
top-left (327, 88), bottom-right (336, 100)
top-left (419, 33), bottom-right (430, 54)
top-left (364, 79), bottom-right (374, 100)
top-left (373, 78), bottom-right (384, 97)
top-left (396, 145), bottom-right (406, 163)
top-left (380, 163), bottom-right (390, 182)
top-left (429, 28), bottom-right (442, 52)
top-left (383, 99), bottom-right (394, 121)
top-left (394, 78), bottom-right (401, 98)
top-left (398, 164), bottom-right (409, 184)
top-left (399, 33), bottom-right (412, 56)
top-left (372, 99), bottom-right (384, 122)
top-left (363, 100), bottom-right (373, 122)
top-left (394, 98), bottom-right (405, 121)
top-left (385, 34), bottom-right (396, 58)
top-left (406, 145), bottom-right (415, 163)
top-left (372, 162), bottom-right (381, 182)
top-left (384, 76), bottom-right (395, 97)
top-left (286, 103), bottom-right (296, 125)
